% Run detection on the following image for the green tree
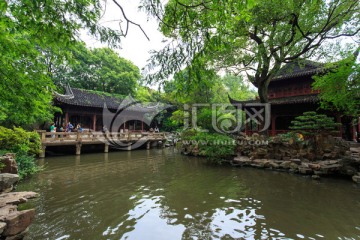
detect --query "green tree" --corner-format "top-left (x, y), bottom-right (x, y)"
top-left (143, 0), bottom-right (359, 103)
top-left (162, 70), bottom-right (254, 132)
top-left (50, 44), bottom-right (141, 96)
top-left (313, 50), bottom-right (360, 116)
top-left (222, 74), bottom-right (257, 101)
top-left (0, 0), bottom-right (145, 127)
top-left (89, 48), bottom-right (140, 95)
top-left (289, 111), bottom-right (340, 136)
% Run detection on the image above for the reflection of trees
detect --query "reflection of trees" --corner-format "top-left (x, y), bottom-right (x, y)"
top-left (154, 154), bottom-right (256, 239)
top-left (243, 170), bottom-right (360, 239)
top-left (17, 148), bottom-right (360, 239)
top-left (17, 150), bottom-right (174, 239)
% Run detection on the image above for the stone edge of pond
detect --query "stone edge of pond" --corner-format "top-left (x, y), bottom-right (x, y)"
top-left (0, 153), bottom-right (38, 240)
top-left (231, 156), bottom-right (360, 182)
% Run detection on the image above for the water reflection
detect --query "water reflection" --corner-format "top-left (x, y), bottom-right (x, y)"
top-left (18, 148), bottom-right (360, 240)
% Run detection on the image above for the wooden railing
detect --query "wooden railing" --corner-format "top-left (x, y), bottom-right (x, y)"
top-left (36, 130), bottom-right (168, 157)
top-left (38, 130), bottom-right (167, 143)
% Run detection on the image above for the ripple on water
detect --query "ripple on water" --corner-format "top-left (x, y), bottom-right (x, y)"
top-left (17, 149), bottom-right (360, 240)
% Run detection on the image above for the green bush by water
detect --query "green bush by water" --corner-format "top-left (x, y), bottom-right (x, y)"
top-left (0, 126), bottom-right (42, 179)
top-left (180, 129), bottom-right (235, 164)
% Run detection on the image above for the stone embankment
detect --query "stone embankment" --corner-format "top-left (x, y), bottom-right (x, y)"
top-left (234, 134), bottom-right (360, 183)
top-left (0, 154), bottom-right (37, 240)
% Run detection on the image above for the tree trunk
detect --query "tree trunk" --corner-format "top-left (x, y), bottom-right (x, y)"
top-left (258, 80), bottom-right (269, 103)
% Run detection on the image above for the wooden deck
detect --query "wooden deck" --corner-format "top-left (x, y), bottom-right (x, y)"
top-left (38, 131), bottom-right (167, 157)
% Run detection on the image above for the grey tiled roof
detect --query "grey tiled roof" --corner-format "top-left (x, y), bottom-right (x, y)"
top-left (272, 60), bottom-right (325, 81)
top-left (54, 87), bottom-right (156, 112)
top-left (229, 94), bottom-right (319, 105)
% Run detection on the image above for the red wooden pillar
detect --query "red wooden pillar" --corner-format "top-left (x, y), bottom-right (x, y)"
top-left (124, 118), bottom-right (126, 130)
top-left (141, 119), bottom-right (144, 132)
top-left (65, 112), bottom-right (69, 125)
top-left (92, 115), bottom-right (96, 131)
top-left (271, 115), bottom-right (276, 136)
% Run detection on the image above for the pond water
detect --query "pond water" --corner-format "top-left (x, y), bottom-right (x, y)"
top-left (18, 148), bottom-right (360, 240)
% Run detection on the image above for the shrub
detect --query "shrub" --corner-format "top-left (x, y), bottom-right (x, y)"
top-left (276, 132), bottom-right (304, 142)
top-left (180, 129), bottom-right (235, 164)
top-left (0, 126), bottom-right (41, 155)
top-left (289, 111), bottom-right (340, 136)
top-left (162, 118), bottom-right (182, 132)
top-left (15, 153), bottom-right (42, 178)
top-left (0, 126), bottom-right (42, 178)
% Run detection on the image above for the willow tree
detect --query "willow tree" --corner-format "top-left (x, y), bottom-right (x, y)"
top-left (142, 0), bottom-right (360, 103)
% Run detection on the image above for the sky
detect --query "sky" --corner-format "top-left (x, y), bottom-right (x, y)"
top-left (82, 0), bottom-right (165, 70)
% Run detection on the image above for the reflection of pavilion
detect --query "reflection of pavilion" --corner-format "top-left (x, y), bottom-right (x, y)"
top-left (229, 60), bottom-right (359, 141)
top-left (53, 86), bottom-right (158, 132)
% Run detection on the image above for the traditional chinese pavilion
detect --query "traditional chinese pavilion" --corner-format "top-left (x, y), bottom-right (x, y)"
top-left (229, 60), bottom-right (358, 141)
top-left (53, 87), bottom-right (156, 132)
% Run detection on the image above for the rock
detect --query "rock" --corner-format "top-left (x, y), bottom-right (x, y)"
top-left (308, 163), bottom-right (321, 170)
top-left (299, 167), bottom-right (313, 175)
top-left (314, 170), bottom-right (324, 175)
top-left (262, 160), bottom-right (271, 168)
top-left (280, 161), bottom-right (291, 169)
top-left (0, 174), bottom-right (19, 193)
top-left (317, 164), bottom-right (341, 174)
top-left (0, 192), bottom-right (38, 208)
top-left (2, 210), bottom-right (35, 236)
top-left (0, 222), bottom-right (6, 234)
top-left (324, 148), bottom-right (332, 153)
top-left (250, 159), bottom-right (265, 168)
top-left (312, 175), bottom-right (321, 180)
top-left (0, 205), bottom-right (17, 219)
top-left (290, 159), bottom-right (301, 165)
top-left (233, 156), bottom-right (251, 165)
top-left (5, 227), bottom-right (29, 240)
top-left (319, 164), bottom-right (342, 170)
top-left (329, 160), bottom-right (340, 164)
top-left (0, 155), bottom-right (18, 175)
top-left (234, 156), bottom-right (251, 162)
top-left (352, 175), bottom-right (360, 184)
top-left (340, 166), bottom-right (357, 176)
top-left (301, 162), bottom-right (309, 168)
top-left (269, 161), bottom-right (280, 169)
top-left (289, 163), bottom-right (299, 170)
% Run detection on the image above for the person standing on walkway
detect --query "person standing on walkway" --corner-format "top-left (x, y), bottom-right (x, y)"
top-left (50, 123), bottom-right (56, 138)
top-left (66, 122), bottom-right (74, 132)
